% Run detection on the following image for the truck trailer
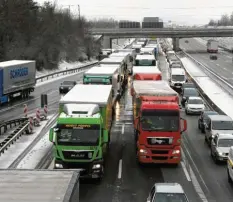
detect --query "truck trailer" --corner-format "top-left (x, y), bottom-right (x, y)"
top-left (207, 40), bottom-right (218, 53)
top-left (83, 65), bottom-right (122, 103)
top-left (0, 169), bottom-right (80, 202)
top-left (0, 60), bottom-right (36, 104)
top-left (50, 84), bottom-right (113, 179)
top-left (131, 80), bottom-right (187, 165)
top-left (132, 66), bottom-right (162, 81)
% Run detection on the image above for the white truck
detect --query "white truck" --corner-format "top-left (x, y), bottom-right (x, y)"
top-left (207, 40), bottom-right (218, 53)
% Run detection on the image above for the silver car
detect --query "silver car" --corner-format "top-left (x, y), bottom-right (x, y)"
top-left (147, 183), bottom-right (189, 202)
top-left (210, 133), bottom-right (233, 163)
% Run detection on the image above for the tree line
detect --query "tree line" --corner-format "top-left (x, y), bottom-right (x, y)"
top-left (208, 12), bottom-right (233, 26)
top-left (0, 0), bottom-right (101, 70)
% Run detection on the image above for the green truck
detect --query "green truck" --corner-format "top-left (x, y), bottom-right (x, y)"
top-left (83, 65), bottom-right (122, 104)
top-left (49, 84), bottom-right (113, 180)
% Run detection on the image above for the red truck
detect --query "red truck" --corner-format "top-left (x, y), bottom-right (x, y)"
top-left (132, 66), bottom-right (162, 81)
top-left (132, 80), bottom-right (187, 165)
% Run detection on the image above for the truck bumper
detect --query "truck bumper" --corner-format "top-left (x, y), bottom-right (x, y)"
top-left (137, 149), bottom-right (181, 164)
top-left (54, 159), bottom-right (104, 179)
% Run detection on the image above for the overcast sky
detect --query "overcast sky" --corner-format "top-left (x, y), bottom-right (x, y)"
top-left (35, 0), bottom-right (233, 25)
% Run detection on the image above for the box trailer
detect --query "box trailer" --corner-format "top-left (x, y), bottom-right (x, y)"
top-left (0, 60), bottom-right (36, 104)
top-left (0, 169), bottom-right (80, 202)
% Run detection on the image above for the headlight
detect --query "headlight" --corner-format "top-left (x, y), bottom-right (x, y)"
top-left (55, 163), bottom-right (63, 168)
top-left (172, 150), bottom-right (180, 154)
top-left (183, 97), bottom-right (186, 100)
top-left (139, 149), bottom-right (148, 154)
top-left (92, 164), bottom-right (101, 169)
top-left (218, 152), bottom-right (223, 156)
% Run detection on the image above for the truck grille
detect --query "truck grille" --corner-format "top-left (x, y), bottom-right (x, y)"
top-left (151, 150), bottom-right (169, 154)
top-left (147, 137), bottom-right (173, 146)
top-left (62, 150), bottom-right (94, 160)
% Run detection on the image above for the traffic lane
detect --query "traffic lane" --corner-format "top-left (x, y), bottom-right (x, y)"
top-left (79, 94), bottom-right (126, 202)
top-left (180, 38), bottom-right (233, 82)
top-left (183, 112), bottom-right (233, 202)
top-left (0, 72), bottom-right (85, 121)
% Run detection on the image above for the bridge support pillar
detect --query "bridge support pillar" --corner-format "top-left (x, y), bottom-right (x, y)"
top-left (102, 35), bottom-right (112, 49)
top-left (172, 38), bottom-right (180, 51)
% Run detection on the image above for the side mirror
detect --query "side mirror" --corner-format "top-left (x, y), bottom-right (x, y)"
top-left (180, 118), bottom-right (187, 133)
top-left (49, 128), bottom-right (54, 143)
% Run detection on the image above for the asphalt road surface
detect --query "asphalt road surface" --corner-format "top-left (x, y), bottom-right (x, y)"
top-left (79, 53), bottom-right (202, 202)
top-left (180, 38), bottom-right (233, 85)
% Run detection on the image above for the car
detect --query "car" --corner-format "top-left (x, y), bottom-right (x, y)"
top-left (198, 110), bottom-right (219, 133)
top-left (147, 183), bottom-right (189, 202)
top-left (227, 146), bottom-right (233, 183)
top-left (210, 133), bottom-right (233, 163)
top-left (210, 54), bottom-right (217, 60)
top-left (59, 81), bottom-right (77, 94)
top-left (185, 96), bottom-right (205, 115)
top-left (181, 88), bottom-right (199, 106)
top-left (204, 115), bottom-right (233, 145)
top-left (181, 83), bottom-right (195, 96)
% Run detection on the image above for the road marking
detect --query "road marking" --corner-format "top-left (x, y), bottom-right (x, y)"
top-left (181, 161), bottom-right (191, 181)
top-left (216, 64), bottom-right (219, 66)
top-left (182, 142), bottom-right (209, 192)
top-left (121, 124), bottom-right (125, 134)
top-left (117, 159), bottom-right (122, 179)
top-left (181, 149), bottom-right (209, 202)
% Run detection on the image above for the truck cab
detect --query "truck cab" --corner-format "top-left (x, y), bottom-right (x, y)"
top-left (135, 101), bottom-right (187, 165)
top-left (49, 104), bottom-right (106, 180)
top-left (135, 55), bottom-right (156, 66)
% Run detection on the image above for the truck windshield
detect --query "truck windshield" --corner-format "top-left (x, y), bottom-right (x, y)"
top-left (57, 124), bottom-right (100, 146)
top-left (212, 121), bottom-right (233, 130)
top-left (172, 75), bottom-right (185, 81)
top-left (137, 59), bottom-right (155, 66)
top-left (141, 110), bottom-right (179, 132)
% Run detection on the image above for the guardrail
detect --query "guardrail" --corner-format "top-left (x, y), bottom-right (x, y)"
top-left (178, 51), bottom-right (227, 115)
top-left (0, 119), bottom-right (29, 156)
top-left (35, 61), bottom-right (99, 83)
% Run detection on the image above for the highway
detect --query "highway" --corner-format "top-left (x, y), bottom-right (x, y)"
top-left (180, 38), bottom-right (233, 85)
top-left (79, 53), bottom-right (202, 202)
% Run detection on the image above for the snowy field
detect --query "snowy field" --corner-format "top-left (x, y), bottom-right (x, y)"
top-left (36, 38), bottom-right (135, 78)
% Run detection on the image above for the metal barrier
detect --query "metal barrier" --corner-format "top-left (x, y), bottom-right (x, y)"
top-left (35, 61), bottom-right (99, 83)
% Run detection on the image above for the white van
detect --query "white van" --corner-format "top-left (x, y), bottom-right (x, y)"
top-left (227, 146), bottom-right (233, 183)
top-left (169, 68), bottom-right (186, 89)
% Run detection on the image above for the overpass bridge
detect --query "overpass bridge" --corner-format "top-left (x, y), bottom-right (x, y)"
top-left (91, 28), bottom-right (233, 50)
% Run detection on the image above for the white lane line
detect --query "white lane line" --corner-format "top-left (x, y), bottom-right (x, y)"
top-left (117, 159), bottom-right (122, 179)
top-left (181, 149), bottom-right (209, 202)
top-left (181, 161), bottom-right (191, 181)
top-left (182, 142), bottom-right (209, 192)
top-left (121, 124), bottom-right (125, 134)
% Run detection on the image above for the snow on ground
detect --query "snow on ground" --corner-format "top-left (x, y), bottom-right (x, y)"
top-left (0, 114), bottom-right (56, 169)
top-left (17, 124), bottom-right (55, 169)
top-left (112, 38), bottom-right (135, 49)
top-left (36, 59), bottom-right (97, 78)
top-left (180, 56), bottom-right (233, 119)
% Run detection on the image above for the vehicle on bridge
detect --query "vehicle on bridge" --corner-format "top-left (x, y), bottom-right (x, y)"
top-left (135, 54), bottom-right (156, 66)
top-left (131, 80), bottom-right (187, 165)
top-left (83, 65), bottom-right (122, 103)
top-left (0, 60), bottom-right (36, 104)
top-left (207, 39), bottom-right (218, 53)
top-left (50, 84), bottom-right (113, 180)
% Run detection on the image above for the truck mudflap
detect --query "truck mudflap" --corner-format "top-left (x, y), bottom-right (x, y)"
top-left (137, 147), bottom-right (181, 164)
top-left (54, 159), bottom-right (104, 179)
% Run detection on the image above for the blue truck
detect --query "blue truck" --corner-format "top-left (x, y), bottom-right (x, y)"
top-left (0, 60), bottom-right (36, 104)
